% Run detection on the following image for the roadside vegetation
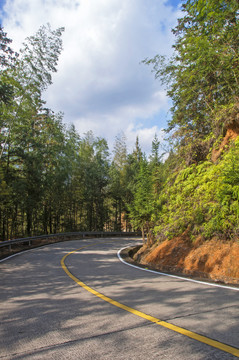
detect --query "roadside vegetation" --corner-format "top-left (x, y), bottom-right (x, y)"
top-left (142, 0), bottom-right (239, 244)
top-left (0, 0), bottom-right (239, 269)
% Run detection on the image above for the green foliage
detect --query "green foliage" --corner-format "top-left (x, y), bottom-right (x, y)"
top-left (153, 139), bottom-right (239, 240)
top-left (143, 0), bottom-right (239, 162)
top-left (0, 81), bottom-right (14, 105)
top-left (137, 0), bottom-right (239, 243)
top-left (128, 156), bottom-right (154, 241)
top-left (16, 24), bottom-right (64, 92)
top-left (77, 132), bottom-right (110, 231)
top-left (108, 132), bottom-right (128, 231)
top-left (0, 26), bottom-right (18, 68)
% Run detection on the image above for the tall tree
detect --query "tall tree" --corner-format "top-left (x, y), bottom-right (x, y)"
top-left (78, 132), bottom-right (110, 231)
top-left (128, 156), bottom-right (153, 244)
top-left (109, 132), bottom-right (128, 230)
top-left (0, 26), bottom-right (17, 105)
top-left (1, 24), bottom-right (64, 160)
top-left (0, 25), bottom-right (65, 238)
top-left (143, 0), bottom-right (239, 163)
top-left (0, 26), bottom-right (18, 68)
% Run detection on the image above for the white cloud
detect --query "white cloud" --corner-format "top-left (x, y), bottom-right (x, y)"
top-left (1, 0), bottom-right (181, 154)
top-left (125, 123), bottom-right (165, 155)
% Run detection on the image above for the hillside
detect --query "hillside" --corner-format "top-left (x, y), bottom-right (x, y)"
top-left (132, 126), bottom-right (239, 286)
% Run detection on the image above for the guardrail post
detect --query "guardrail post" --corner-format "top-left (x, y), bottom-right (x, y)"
top-left (0, 231), bottom-right (141, 259)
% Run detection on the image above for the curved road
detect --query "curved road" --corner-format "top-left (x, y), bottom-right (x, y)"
top-left (0, 237), bottom-right (239, 359)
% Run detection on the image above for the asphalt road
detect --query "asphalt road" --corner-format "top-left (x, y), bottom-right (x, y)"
top-left (0, 237), bottom-right (239, 359)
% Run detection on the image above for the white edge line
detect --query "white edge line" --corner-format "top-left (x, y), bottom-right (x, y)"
top-left (0, 248), bottom-right (35, 263)
top-left (0, 237), bottom-right (129, 263)
top-left (2, 242), bottom-right (239, 292)
top-left (117, 246), bottom-right (239, 292)
top-left (0, 242), bottom-right (57, 263)
top-left (0, 238), bottom-right (87, 264)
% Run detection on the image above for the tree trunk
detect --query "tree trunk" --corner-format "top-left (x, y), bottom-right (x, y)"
top-left (27, 209), bottom-right (32, 236)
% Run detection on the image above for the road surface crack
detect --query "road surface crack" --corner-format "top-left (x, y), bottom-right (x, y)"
top-left (165, 304), bottom-right (237, 322)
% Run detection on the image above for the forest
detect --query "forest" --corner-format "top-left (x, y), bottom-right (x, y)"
top-left (0, 0), bottom-right (239, 245)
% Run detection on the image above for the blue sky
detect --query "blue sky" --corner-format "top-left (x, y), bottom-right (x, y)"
top-left (0, 0), bottom-right (183, 154)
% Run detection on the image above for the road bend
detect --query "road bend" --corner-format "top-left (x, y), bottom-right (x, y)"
top-left (0, 237), bottom-right (238, 359)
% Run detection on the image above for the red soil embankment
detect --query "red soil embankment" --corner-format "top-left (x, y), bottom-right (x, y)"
top-left (133, 236), bottom-right (239, 285)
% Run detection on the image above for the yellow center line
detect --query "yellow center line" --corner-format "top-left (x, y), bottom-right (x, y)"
top-left (61, 244), bottom-right (239, 358)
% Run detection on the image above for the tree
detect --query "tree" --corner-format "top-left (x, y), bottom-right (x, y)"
top-left (128, 156), bottom-right (153, 244)
top-left (143, 0), bottom-right (239, 162)
top-left (0, 24), bottom-right (64, 159)
top-left (16, 23), bottom-right (64, 92)
top-left (77, 132), bottom-right (110, 231)
top-left (0, 26), bottom-right (18, 68)
top-left (0, 25), bottom-right (65, 238)
top-left (109, 132), bottom-right (128, 230)
top-left (149, 134), bottom-right (160, 166)
top-left (149, 133), bottom-right (163, 196)
top-left (0, 27), bottom-right (17, 125)
top-left (113, 131), bottom-right (127, 171)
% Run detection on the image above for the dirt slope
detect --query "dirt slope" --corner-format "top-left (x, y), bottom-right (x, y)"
top-left (133, 234), bottom-right (239, 285)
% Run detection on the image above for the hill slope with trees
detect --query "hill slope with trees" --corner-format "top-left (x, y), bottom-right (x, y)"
top-left (133, 0), bottom-right (239, 282)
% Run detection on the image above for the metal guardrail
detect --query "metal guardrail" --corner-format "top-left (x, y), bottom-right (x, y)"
top-left (0, 231), bottom-right (142, 252)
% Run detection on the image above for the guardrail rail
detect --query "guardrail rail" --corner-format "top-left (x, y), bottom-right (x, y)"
top-left (0, 231), bottom-right (142, 259)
